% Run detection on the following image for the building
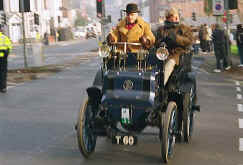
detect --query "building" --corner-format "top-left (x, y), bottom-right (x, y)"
top-left (149, 0), bottom-right (206, 23)
top-left (1, 0), bottom-right (72, 43)
top-left (237, 0), bottom-right (243, 22)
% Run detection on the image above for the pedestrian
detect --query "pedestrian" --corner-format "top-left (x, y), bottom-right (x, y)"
top-left (224, 28), bottom-right (232, 66)
top-left (191, 26), bottom-right (200, 55)
top-left (205, 24), bottom-right (212, 52)
top-left (35, 29), bottom-right (41, 42)
top-left (43, 32), bottom-right (49, 45)
top-left (199, 24), bottom-right (208, 53)
top-left (0, 25), bottom-right (12, 93)
top-left (211, 24), bottom-right (230, 72)
top-left (236, 24), bottom-right (243, 67)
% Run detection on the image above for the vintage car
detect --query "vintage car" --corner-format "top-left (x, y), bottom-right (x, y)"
top-left (75, 42), bottom-right (200, 163)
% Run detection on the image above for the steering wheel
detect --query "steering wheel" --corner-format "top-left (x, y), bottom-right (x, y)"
top-left (110, 42), bottom-right (142, 53)
top-left (110, 42), bottom-right (142, 46)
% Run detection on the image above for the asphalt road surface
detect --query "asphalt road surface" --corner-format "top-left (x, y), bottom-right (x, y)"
top-left (0, 55), bottom-right (243, 165)
top-left (9, 39), bottom-right (98, 69)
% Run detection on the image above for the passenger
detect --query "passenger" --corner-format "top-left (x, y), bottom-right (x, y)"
top-left (155, 8), bottom-right (193, 85)
top-left (106, 3), bottom-right (155, 52)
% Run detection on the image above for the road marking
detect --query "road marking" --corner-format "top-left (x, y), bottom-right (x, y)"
top-left (237, 94), bottom-right (242, 100)
top-left (7, 82), bottom-right (18, 86)
top-left (6, 82), bottom-right (24, 90)
top-left (9, 54), bottom-right (17, 58)
top-left (235, 81), bottom-right (243, 152)
top-left (238, 104), bottom-right (243, 112)
top-left (191, 66), bottom-right (210, 75)
top-left (240, 138), bottom-right (243, 151)
top-left (239, 119), bottom-right (243, 128)
top-left (236, 87), bottom-right (242, 92)
top-left (7, 86), bottom-right (16, 89)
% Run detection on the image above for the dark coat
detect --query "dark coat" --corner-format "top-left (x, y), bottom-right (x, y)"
top-left (212, 28), bottom-right (227, 59)
top-left (155, 21), bottom-right (193, 65)
top-left (199, 26), bottom-right (206, 40)
top-left (212, 28), bottom-right (226, 45)
top-left (236, 28), bottom-right (243, 47)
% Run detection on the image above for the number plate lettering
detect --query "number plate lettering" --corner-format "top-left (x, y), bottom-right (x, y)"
top-left (112, 135), bottom-right (137, 146)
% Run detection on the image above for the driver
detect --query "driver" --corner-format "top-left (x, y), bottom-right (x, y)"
top-left (155, 8), bottom-right (193, 85)
top-left (107, 3), bottom-right (155, 52)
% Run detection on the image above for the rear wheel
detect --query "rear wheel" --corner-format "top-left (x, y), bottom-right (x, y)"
top-left (183, 91), bottom-right (194, 143)
top-left (161, 101), bottom-right (178, 163)
top-left (77, 99), bottom-right (97, 158)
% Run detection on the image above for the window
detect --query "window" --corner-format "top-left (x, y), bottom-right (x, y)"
top-left (11, 0), bottom-right (19, 12)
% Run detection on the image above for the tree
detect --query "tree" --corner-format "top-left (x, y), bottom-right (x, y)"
top-left (75, 12), bottom-right (88, 27)
top-left (204, 0), bottom-right (213, 16)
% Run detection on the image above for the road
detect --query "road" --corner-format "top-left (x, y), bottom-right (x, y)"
top-left (0, 40), bottom-right (243, 164)
top-left (9, 39), bottom-right (99, 69)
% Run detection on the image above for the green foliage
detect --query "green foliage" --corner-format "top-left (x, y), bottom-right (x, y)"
top-left (75, 14), bottom-right (88, 27)
top-left (231, 45), bottom-right (238, 55)
top-left (204, 0), bottom-right (213, 16)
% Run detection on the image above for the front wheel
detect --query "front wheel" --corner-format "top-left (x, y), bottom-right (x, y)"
top-left (77, 99), bottom-right (97, 158)
top-left (160, 101), bottom-right (178, 163)
top-left (183, 91), bottom-right (194, 143)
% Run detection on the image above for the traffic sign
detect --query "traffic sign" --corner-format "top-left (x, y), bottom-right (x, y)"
top-left (213, 0), bottom-right (224, 16)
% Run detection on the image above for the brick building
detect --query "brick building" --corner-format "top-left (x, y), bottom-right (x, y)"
top-left (149, 0), bottom-right (206, 23)
top-left (238, 0), bottom-right (243, 21)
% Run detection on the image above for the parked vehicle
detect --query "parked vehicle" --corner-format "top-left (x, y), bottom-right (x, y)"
top-left (85, 26), bottom-right (97, 39)
top-left (73, 28), bottom-right (87, 39)
top-left (75, 42), bottom-right (200, 163)
top-left (86, 29), bottom-right (96, 39)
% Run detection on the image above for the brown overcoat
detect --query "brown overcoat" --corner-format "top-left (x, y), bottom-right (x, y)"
top-left (155, 22), bottom-right (193, 65)
top-left (109, 16), bottom-right (155, 52)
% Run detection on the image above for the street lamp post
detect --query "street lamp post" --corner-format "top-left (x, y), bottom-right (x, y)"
top-left (20, 0), bottom-right (28, 68)
top-left (224, 0), bottom-right (232, 66)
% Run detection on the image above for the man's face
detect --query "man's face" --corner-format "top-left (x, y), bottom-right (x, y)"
top-left (126, 12), bottom-right (138, 24)
top-left (167, 14), bottom-right (179, 23)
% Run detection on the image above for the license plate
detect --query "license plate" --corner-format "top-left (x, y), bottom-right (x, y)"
top-left (112, 135), bottom-right (137, 146)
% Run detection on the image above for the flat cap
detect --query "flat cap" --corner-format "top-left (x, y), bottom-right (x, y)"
top-left (165, 7), bottom-right (179, 18)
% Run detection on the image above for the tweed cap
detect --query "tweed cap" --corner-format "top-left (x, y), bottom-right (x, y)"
top-left (165, 7), bottom-right (179, 18)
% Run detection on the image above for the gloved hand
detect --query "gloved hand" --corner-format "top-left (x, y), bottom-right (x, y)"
top-left (139, 36), bottom-right (150, 47)
top-left (165, 31), bottom-right (177, 46)
top-left (106, 33), bottom-right (115, 45)
top-left (166, 31), bottom-right (177, 43)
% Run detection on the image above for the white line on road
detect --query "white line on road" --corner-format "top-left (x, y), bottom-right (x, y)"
top-left (239, 119), bottom-right (243, 128)
top-left (236, 87), bottom-right (242, 92)
top-left (6, 83), bottom-right (24, 90)
top-left (7, 86), bottom-right (16, 89)
top-left (238, 104), bottom-right (243, 112)
top-left (240, 138), bottom-right (243, 151)
top-left (191, 66), bottom-right (210, 75)
top-left (237, 94), bottom-right (242, 100)
top-left (236, 81), bottom-right (240, 86)
top-left (7, 82), bottom-right (18, 86)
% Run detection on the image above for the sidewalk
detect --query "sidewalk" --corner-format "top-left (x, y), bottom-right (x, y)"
top-left (12, 39), bottom-right (84, 47)
top-left (196, 51), bottom-right (243, 81)
top-left (7, 50), bottom-right (98, 84)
